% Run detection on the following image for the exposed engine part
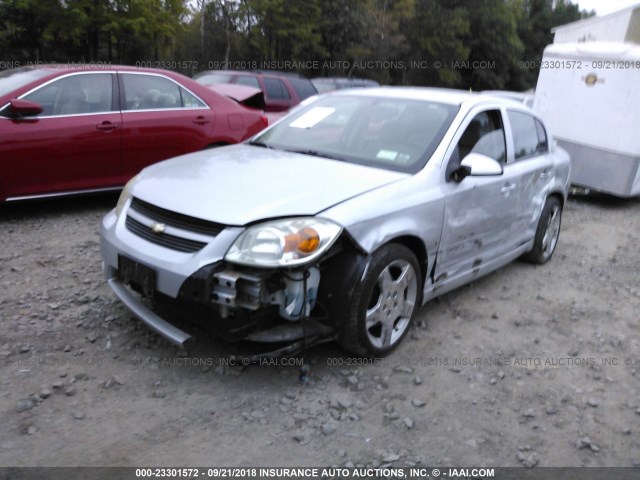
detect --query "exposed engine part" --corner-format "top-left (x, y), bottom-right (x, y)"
top-left (210, 266), bottom-right (320, 321)
top-left (272, 268), bottom-right (320, 321)
top-left (211, 270), bottom-right (265, 313)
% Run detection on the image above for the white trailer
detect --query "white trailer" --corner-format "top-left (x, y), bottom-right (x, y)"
top-left (533, 42), bottom-right (640, 197)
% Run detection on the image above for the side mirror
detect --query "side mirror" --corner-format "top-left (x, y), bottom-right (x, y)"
top-left (8, 99), bottom-right (43, 118)
top-left (449, 153), bottom-right (503, 183)
top-left (451, 153), bottom-right (503, 182)
top-left (462, 153), bottom-right (503, 176)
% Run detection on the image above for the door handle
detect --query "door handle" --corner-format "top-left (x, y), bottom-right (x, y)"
top-left (193, 116), bottom-right (210, 125)
top-left (96, 121), bottom-right (118, 131)
top-left (540, 169), bottom-right (552, 179)
top-left (501, 184), bottom-right (517, 194)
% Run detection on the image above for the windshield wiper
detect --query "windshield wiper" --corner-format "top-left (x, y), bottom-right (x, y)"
top-left (248, 140), bottom-right (274, 149)
top-left (283, 148), bottom-right (344, 161)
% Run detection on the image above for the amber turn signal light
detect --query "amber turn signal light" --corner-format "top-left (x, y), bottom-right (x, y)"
top-left (285, 227), bottom-right (320, 254)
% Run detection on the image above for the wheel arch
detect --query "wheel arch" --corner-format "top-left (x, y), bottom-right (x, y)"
top-left (378, 235), bottom-right (429, 287)
top-left (547, 190), bottom-right (565, 208)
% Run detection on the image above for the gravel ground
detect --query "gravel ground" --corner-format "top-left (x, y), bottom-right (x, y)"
top-left (1, 193), bottom-right (639, 469)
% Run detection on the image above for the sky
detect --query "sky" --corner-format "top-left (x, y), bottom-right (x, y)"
top-left (576, 0), bottom-right (640, 16)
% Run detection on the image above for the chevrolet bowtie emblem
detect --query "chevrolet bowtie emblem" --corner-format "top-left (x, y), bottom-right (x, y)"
top-left (151, 222), bottom-right (166, 233)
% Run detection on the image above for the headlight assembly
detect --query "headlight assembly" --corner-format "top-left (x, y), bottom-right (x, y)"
top-left (225, 218), bottom-right (342, 267)
top-left (115, 175), bottom-right (138, 218)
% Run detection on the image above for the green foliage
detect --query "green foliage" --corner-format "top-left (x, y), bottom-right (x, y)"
top-left (512, 0), bottom-right (590, 89)
top-left (458, 0), bottom-right (524, 90)
top-left (404, 0), bottom-right (470, 87)
top-left (0, 0), bottom-right (590, 88)
top-left (0, 0), bottom-right (187, 64)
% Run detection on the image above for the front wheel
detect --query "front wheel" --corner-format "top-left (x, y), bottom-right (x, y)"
top-left (523, 196), bottom-right (562, 264)
top-left (338, 243), bottom-right (421, 356)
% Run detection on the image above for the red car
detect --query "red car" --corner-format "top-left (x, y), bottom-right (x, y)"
top-left (194, 70), bottom-right (317, 115)
top-left (0, 65), bottom-right (268, 202)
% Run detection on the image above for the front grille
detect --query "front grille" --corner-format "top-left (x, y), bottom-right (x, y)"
top-left (129, 197), bottom-right (225, 236)
top-left (125, 216), bottom-right (207, 253)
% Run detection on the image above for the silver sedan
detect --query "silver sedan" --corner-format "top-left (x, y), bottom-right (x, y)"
top-left (100, 87), bottom-right (570, 357)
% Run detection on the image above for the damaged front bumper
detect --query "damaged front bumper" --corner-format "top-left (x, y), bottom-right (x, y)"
top-left (106, 273), bottom-right (194, 347)
top-left (103, 258), bottom-right (336, 354)
top-left (101, 207), bottom-right (368, 356)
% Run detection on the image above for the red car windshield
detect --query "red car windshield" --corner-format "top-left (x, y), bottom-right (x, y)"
top-left (0, 68), bottom-right (54, 98)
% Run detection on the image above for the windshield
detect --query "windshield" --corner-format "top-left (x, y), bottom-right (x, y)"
top-left (0, 68), bottom-right (53, 98)
top-left (252, 94), bottom-right (458, 173)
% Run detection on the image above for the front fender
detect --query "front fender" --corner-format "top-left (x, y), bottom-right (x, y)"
top-left (316, 235), bottom-right (370, 329)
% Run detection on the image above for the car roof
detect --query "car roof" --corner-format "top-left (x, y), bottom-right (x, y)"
top-left (331, 86), bottom-right (511, 107)
top-left (481, 90), bottom-right (533, 100)
top-left (198, 70), bottom-right (304, 78)
top-left (0, 65), bottom-right (232, 110)
top-left (7, 64), bottom-right (192, 78)
top-left (313, 77), bottom-right (379, 83)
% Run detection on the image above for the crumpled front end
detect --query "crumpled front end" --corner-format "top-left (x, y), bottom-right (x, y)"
top-left (100, 193), bottom-right (362, 356)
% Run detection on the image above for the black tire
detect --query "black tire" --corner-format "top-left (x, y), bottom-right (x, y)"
top-left (338, 243), bottom-right (422, 356)
top-left (522, 196), bottom-right (562, 264)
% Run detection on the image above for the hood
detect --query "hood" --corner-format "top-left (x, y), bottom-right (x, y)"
top-left (132, 144), bottom-right (407, 226)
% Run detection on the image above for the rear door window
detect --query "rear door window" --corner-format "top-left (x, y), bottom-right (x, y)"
top-left (535, 118), bottom-right (548, 153)
top-left (122, 74), bottom-right (182, 110)
top-left (508, 110), bottom-right (546, 160)
top-left (180, 88), bottom-right (207, 108)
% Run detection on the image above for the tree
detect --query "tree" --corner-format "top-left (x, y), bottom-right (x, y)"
top-left (0, 0), bottom-right (67, 61)
top-left (316, 0), bottom-right (369, 76)
top-left (101, 0), bottom-right (187, 63)
top-left (404, 0), bottom-right (470, 87)
top-left (199, 0), bottom-right (242, 66)
top-left (0, 0), bottom-right (593, 88)
top-left (511, 0), bottom-right (589, 89)
top-left (456, 0), bottom-right (524, 90)
top-left (246, 0), bottom-right (325, 63)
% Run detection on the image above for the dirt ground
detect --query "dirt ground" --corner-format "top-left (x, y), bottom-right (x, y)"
top-left (1, 192), bottom-right (639, 469)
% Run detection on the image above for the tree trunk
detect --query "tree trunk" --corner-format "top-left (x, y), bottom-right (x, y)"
top-left (200, 0), bottom-right (206, 62)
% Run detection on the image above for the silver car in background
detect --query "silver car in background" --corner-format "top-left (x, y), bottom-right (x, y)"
top-left (100, 88), bottom-right (570, 357)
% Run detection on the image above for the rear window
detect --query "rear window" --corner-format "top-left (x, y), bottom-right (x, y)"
top-left (0, 68), bottom-right (53, 97)
top-left (288, 78), bottom-right (317, 100)
top-left (312, 81), bottom-right (335, 93)
top-left (235, 76), bottom-right (260, 89)
top-left (263, 77), bottom-right (290, 101)
top-left (194, 73), bottom-right (234, 85)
